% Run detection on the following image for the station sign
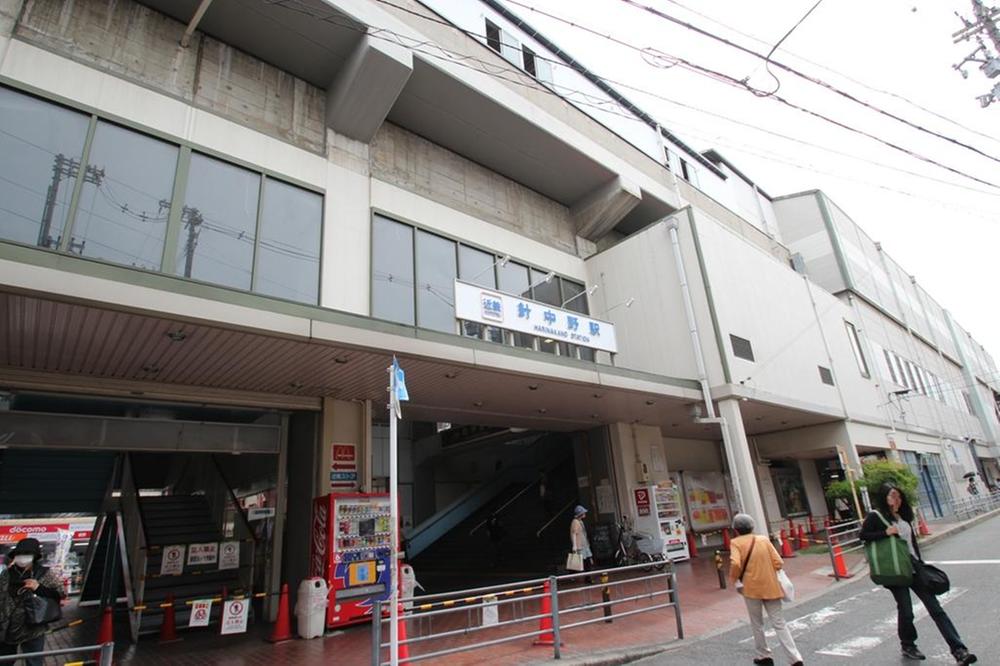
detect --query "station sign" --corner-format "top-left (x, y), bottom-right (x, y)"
top-left (453, 280), bottom-right (618, 353)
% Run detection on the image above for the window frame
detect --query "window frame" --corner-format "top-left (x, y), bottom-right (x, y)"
top-left (818, 365), bottom-right (835, 386)
top-left (730, 334), bottom-right (755, 362)
top-left (844, 321), bottom-right (870, 378)
top-left (485, 19), bottom-right (502, 54)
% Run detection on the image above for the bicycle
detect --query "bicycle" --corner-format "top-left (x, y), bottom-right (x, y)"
top-left (613, 522), bottom-right (668, 571)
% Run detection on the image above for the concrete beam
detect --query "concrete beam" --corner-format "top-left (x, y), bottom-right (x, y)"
top-left (570, 175), bottom-right (642, 241)
top-left (326, 34), bottom-right (412, 143)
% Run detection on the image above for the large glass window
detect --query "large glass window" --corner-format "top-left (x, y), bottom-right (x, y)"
top-left (74, 121), bottom-right (178, 270)
top-left (0, 87), bottom-right (89, 249)
top-left (498, 260), bottom-right (534, 349)
top-left (415, 230), bottom-right (457, 333)
top-left (532, 268), bottom-right (564, 355)
top-left (458, 245), bottom-right (502, 343)
top-left (372, 215), bottom-right (414, 325)
top-left (256, 179), bottom-right (322, 304)
top-left (845, 321), bottom-right (870, 378)
top-left (561, 278), bottom-right (595, 361)
top-left (176, 153), bottom-right (259, 290)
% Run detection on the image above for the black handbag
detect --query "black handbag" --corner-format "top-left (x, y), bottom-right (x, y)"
top-left (24, 591), bottom-right (62, 625)
top-left (914, 560), bottom-right (950, 595)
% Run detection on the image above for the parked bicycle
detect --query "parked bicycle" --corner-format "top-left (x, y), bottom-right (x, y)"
top-left (613, 522), bottom-right (667, 571)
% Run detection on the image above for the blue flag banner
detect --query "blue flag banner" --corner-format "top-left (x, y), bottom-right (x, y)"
top-left (390, 356), bottom-right (409, 419)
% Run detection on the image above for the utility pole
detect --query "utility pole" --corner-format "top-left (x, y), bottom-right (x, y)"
top-left (952, 0), bottom-right (1000, 107)
top-left (181, 206), bottom-right (203, 278)
top-left (39, 155), bottom-right (103, 249)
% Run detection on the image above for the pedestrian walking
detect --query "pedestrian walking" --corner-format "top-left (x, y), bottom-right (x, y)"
top-left (569, 505), bottom-right (593, 582)
top-left (728, 513), bottom-right (803, 666)
top-left (0, 538), bottom-right (66, 666)
top-left (859, 483), bottom-right (977, 664)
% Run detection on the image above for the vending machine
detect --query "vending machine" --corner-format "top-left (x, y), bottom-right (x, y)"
top-left (632, 481), bottom-right (689, 562)
top-left (310, 493), bottom-right (392, 629)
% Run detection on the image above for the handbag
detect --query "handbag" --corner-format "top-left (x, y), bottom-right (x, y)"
top-left (864, 510), bottom-right (913, 587)
top-left (914, 560), bottom-right (950, 595)
top-left (565, 551), bottom-right (584, 572)
top-left (777, 569), bottom-right (795, 602)
top-left (25, 591), bottom-right (62, 626)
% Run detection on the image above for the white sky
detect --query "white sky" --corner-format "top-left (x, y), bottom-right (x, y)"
top-left (500, 0), bottom-right (1000, 362)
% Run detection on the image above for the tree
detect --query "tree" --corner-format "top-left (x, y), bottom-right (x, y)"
top-left (824, 460), bottom-right (918, 506)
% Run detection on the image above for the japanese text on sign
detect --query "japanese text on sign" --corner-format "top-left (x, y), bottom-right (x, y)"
top-left (187, 542), bottom-right (218, 566)
top-left (161, 544), bottom-right (185, 576)
top-left (220, 599), bottom-right (249, 634)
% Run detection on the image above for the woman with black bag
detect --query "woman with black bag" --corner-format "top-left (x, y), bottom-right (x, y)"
top-left (859, 484), bottom-right (976, 664)
top-left (0, 538), bottom-right (65, 666)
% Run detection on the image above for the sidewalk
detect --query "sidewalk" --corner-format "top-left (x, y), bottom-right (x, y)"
top-left (38, 512), bottom-right (990, 665)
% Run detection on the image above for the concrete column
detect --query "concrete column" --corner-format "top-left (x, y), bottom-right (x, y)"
top-left (570, 175), bottom-right (642, 240)
top-left (319, 397), bottom-right (366, 493)
top-left (717, 398), bottom-right (768, 535)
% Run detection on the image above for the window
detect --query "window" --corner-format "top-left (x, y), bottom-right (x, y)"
top-left (371, 215), bottom-right (414, 325)
top-left (485, 20), bottom-right (501, 54)
top-left (895, 354), bottom-right (910, 389)
top-left (415, 230), bottom-right (457, 333)
top-left (74, 121), bottom-right (178, 270)
top-left (962, 391), bottom-right (975, 416)
top-left (730, 334), bottom-right (755, 362)
top-left (844, 321), bottom-right (870, 378)
top-left (680, 158), bottom-right (692, 181)
top-left (663, 146), bottom-right (672, 171)
top-left (532, 267), bottom-right (564, 355)
top-left (883, 349), bottom-right (899, 385)
top-left (458, 245), bottom-right (503, 343)
top-left (0, 87), bottom-right (89, 249)
top-left (560, 278), bottom-right (594, 361)
top-left (256, 179), bottom-right (321, 304)
top-left (176, 153), bottom-right (259, 289)
top-left (522, 46), bottom-right (537, 76)
top-left (818, 366), bottom-right (835, 386)
top-left (497, 260), bottom-right (534, 349)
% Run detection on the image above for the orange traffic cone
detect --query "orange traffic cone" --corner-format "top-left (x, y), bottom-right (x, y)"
top-left (532, 580), bottom-right (562, 646)
top-left (94, 604), bottom-right (114, 662)
top-left (823, 516), bottom-right (831, 532)
top-left (779, 529), bottom-right (796, 558)
top-left (686, 530), bottom-right (699, 558)
top-left (396, 604), bottom-right (410, 663)
top-left (797, 524), bottom-right (808, 550)
top-left (787, 518), bottom-right (795, 534)
top-left (917, 513), bottom-right (932, 536)
top-left (828, 540), bottom-right (853, 579)
top-left (266, 583), bottom-right (294, 643)
top-left (808, 514), bottom-right (817, 535)
top-left (159, 593), bottom-right (180, 643)
top-left (722, 528), bottom-right (731, 550)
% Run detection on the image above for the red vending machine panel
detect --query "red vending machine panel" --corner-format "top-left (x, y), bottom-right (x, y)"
top-left (311, 493), bottom-right (392, 629)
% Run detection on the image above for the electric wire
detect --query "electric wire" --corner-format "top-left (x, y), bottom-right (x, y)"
top-left (745, 0), bottom-right (826, 97)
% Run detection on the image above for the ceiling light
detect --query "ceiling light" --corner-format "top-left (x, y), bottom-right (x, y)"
top-left (473, 401), bottom-right (483, 407)
top-left (333, 357), bottom-right (349, 364)
top-left (780, 420), bottom-right (789, 425)
top-left (528, 384), bottom-right (539, 391)
top-left (289, 381), bottom-right (304, 390)
top-left (165, 330), bottom-right (187, 342)
top-left (592, 393), bottom-right (602, 399)
top-left (444, 372), bottom-right (458, 379)
top-left (591, 413), bottom-right (600, 419)
top-left (537, 408), bottom-right (547, 414)
top-left (645, 399), bottom-right (655, 406)
top-left (141, 365), bottom-right (161, 374)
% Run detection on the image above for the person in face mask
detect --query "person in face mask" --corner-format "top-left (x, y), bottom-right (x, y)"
top-left (0, 538), bottom-right (65, 665)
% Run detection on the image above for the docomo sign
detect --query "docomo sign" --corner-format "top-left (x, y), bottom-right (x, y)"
top-left (453, 280), bottom-right (618, 353)
top-left (0, 524), bottom-right (69, 541)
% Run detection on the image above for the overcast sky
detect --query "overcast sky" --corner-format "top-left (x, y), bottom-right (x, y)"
top-left (499, 0), bottom-right (1000, 363)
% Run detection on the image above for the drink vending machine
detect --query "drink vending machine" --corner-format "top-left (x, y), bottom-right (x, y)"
top-left (310, 493), bottom-right (393, 629)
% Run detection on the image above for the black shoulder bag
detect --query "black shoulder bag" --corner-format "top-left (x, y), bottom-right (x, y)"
top-left (22, 567), bottom-right (62, 626)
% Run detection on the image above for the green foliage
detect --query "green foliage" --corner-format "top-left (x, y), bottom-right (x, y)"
top-left (823, 460), bottom-right (919, 505)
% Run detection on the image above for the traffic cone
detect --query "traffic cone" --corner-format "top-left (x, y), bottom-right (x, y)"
top-left (158, 593), bottom-right (180, 643)
top-left (797, 524), bottom-right (808, 550)
top-left (779, 529), bottom-right (796, 558)
top-left (396, 604), bottom-right (410, 663)
top-left (722, 527), bottom-right (731, 550)
top-left (94, 604), bottom-right (114, 662)
top-left (823, 516), bottom-right (831, 532)
top-left (266, 583), bottom-right (294, 643)
top-left (917, 513), bottom-right (932, 536)
top-left (686, 530), bottom-right (699, 558)
top-left (808, 514), bottom-right (817, 535)
top-left (828, 540), bottom-right (853, 579)
top-left (787, 518), bottom-right (795, 534)
top-left (532, 580), bottom-right (562, 646)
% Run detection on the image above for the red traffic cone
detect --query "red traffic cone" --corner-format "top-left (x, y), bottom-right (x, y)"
top-left (808, 514), bottom-right (817, 535)
top-left (266, 583), bottom-right (294, 643)
top-left (686, 530), bottom-right (699, 558)
top-left (159, 593), bottom-right (180, 643)
top-left (396, 604), bottom-right (410, 663)
top-left (828, 539), bottom-right (853, 579)
top-left (94, 604), bottom-right (114, 662)
top-left (823, 516), bottom-right (831, 532)
top-left (917, 514), bottom-right (932, 536)
top-left (797, 524), bottom-right (808, 550)
top-left (779, 529), bottom-right (796, 558)
top-left (787, 518), bottom-right (795, 534)
top-left (722, 527), bottom-right (731, 550)
top-left (532, 580), bottom-right (563, 646)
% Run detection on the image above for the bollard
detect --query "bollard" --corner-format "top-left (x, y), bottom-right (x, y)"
top-left (371, 600), bottom-right (383, 666)
top-left (714, 550), bottom-right (727, 589)
top-left (722, 528), bottom-right (731, 550)
top-left (600, 571), bottom-right (613, 623)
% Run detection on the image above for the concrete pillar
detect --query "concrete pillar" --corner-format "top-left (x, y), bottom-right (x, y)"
top-left (319, 397), bottom-right (366, 493)
top-left (717, 398), bottom-right (768, 535)
top-left (570, 175), bottom-right (642, 240)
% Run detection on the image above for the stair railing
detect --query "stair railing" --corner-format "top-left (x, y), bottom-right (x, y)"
top-left (536, 499), bottom-right (576, 538)
top-left (209, 456), bottom-right (256, 598)
top-left (468, 480), bottom-right (537, 536)
top-left (118, 453), bottom-right (147, 641)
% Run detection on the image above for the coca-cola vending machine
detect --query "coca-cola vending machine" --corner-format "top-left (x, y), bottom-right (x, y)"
top-left (311, 492), bottom-right (392, 629)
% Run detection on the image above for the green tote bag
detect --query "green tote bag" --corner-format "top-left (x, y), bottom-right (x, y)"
top-left (865, 510), bottom-right (913, 587)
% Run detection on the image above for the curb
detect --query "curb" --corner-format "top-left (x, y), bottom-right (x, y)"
top-left (543, 508), bottom-right (1000, 665)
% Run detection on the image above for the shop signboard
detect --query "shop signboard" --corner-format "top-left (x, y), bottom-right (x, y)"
top-left (218, 541), bottom-right (240, 571)
top-left (331, 443), bottom-right (357, 491)
top-left (453, 280), bottom-right (618, 353)
top-left (681, 472), bottom-right (731, 531)
top-left (161, 545), bottom-right (185, 576)
top-left (634, 488), bottom-right (651, 516)
top-left (189, 599), bottom-right (213, 627)
top-left (220, 599), bottom-right (249, 634)
top-left (187, 542), bottom-right (218, 566)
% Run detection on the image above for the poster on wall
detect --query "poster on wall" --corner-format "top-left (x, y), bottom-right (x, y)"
top-left (331, 443), bottom-right (358, 491)
top-left (771, 468), bottom-right (809, 517)
top-left (681, 472), bottom-right (731, 531)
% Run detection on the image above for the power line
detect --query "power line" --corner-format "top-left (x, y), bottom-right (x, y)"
top-left (746, 0), bottom-right (826, 96)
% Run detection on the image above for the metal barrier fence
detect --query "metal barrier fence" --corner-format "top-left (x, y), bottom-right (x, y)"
top-left (944, 490), bottom-right (1000, 521)
top-left (824, 519), bottom-right (863, 581)
top-left (0, 642), bottom-right (113, 665)
top-left (371, 562), bottom-right (682, 665)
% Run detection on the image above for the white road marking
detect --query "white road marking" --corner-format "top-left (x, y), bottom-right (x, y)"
top-left (739, 588), bottom-right (882, 644)
top-left (815, 587), bottom-right (967, 657)
top-left (926, 559), bottom-right (1000, 565)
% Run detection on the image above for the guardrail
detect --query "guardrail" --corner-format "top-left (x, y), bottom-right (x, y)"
top-left (0, 642), bottom-right (113, 665)
top-left (944, 490), bottom-right (1000, 521)
top-left (370, 562), bottom-right (682, 664)
top-left (825, 519), bottom-right (863, 581)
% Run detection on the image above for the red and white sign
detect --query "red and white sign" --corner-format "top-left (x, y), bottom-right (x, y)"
top-left (161, 545), bottom-right (185, 576)
top-left (0, 524), bottom-right (69, 541)
top-left (634, 488), bottom-right (651, 517)
top-left (218, 541), bottom-right (240, 571)
top-left (220, 599), bottom-right (249, 635)
top-left (187, 542), bottom-right (218, 566)
top-left (330, 443), bottom-right (358, 491)
top-left (189, 599), bottom-right (213, 627)
top-left (332, 444), bottom-right (356, 462)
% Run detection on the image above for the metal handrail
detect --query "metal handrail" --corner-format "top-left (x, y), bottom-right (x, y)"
top-left (535, 498), bottom-right (575, 538)
top-left (468, 480), bottom-right (537, 536)
top-left (0, 642), bottom-right (113, 665)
